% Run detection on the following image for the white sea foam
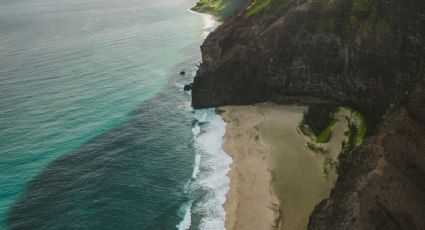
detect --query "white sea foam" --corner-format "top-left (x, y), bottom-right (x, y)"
top-left (200, 14), bottom-right (218, 38)
top-left (191, 109), bottom-right (232, 230)
top-left (176, 201), bottom-right (193, 230)
top-left (188, 9), bottom-right (221, 38)
top-left (176, 109), bottom-right (231, 230)
top-left (200, 14), bottom-right (217, 31)
top-left (177, 101), bottom-right (193, 112)
top-left (176, 10), bottom-right (228, 230)
top-left (192, 125), bottom-right (201, 179)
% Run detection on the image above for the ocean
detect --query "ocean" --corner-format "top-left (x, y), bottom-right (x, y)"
top-left (0, 0), bottom-right (229, 229)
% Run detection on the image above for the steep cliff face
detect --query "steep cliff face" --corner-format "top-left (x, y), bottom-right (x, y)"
top-left (192, 0), bottom-right (425, 115)
top-left (308, 78), bottom-right (425, 229)
top-left (192, 0), bottom-right (425, 228)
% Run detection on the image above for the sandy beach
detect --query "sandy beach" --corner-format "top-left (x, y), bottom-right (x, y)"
top-left (220, 103), bottom-right (347, 230)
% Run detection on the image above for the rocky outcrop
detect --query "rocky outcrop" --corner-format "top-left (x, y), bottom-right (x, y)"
top-left (192, 0), bottom-right (425, 115)
top-left (192, 0), bottom-right (425, 228)
top-left (308, 78), bottom-right (425, 229)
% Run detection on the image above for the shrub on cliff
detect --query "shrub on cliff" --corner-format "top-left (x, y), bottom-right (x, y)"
top-left (301, 105), bottom-right (337, 136)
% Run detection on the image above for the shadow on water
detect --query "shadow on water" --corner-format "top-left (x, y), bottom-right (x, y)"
top-left (6, 62), bottom-right (198, 230)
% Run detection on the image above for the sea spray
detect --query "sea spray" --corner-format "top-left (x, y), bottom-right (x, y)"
top-left (176, 201), bottom-right (193, 230)
top-left (192, 109), bottom-right (231, 230)
top-left (175, 109), bottom-right (232, 230)
top-left (200, 14), bottom-right (218, 38)
top-left (188, 10), bottom-right (221, 38)
top-left (176, 10), bottom-right (225, 230)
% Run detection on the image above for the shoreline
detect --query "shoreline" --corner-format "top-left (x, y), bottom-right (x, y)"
top-left (220, 103), bottom-right (348, 230)
top-left (176, 8), bottom-right (226, 230)
top-left (220, 105), bottom-right (280, 230)
top-left (187, 9), bottom-right (222, 38)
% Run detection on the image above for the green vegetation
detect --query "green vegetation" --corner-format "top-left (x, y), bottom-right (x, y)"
top-left (300, 105), bottom-right (337, 143)
top-left (245, 0), bottom-right (272, 18)
top-left (301, 106), bottom-right (367, 176)
top-left (302, 105), bottom-right (336, 136)
top-left (316, 117), bottom-right (338, 143)
top-left (336, 108), bottom-right (366, 174)
top-left (192, 0), bottom-right (244, 20)
top-left (300, 106), bottom-right (367, 177)
top-left (309, 0), bottom-right (393, 40)
top-left (323, 158), bottom-right (338, 176)
top-left (244, 0), bottom-right (304, 18)
top-left (242, 0), bottom-right (392, 38)
top-left (192, 0), bottom-right (225, 16)
top-left (343, 0), bottom-right (391, 39)
top-left (307, 142), bottom-right (328, 155)
top-left (346, 107), bottom-right (366, 145)
top-left (316, 126), bottom-right (332, 143)
top-left (336, 125), bottom-right (356, 174)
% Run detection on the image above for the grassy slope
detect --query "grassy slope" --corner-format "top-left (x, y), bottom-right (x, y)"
top-left (192, 0), bottom-right (244, 20)
top-left (245, 0), bottom-right (272, 18)
top-left (244, 0), bottom-right (303, 18)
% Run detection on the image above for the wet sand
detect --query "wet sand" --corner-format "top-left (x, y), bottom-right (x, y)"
top-left (220, 103), bottom-right (347, 230)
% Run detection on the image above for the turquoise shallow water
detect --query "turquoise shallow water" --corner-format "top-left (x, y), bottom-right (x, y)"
top-left (0, 0), bottom-right (210, 228)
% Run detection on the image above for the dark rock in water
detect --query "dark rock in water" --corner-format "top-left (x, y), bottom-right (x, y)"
top-left (183, 83), bottom-right (193, 91)
top-left (180, 71), bottom-right (185, 75)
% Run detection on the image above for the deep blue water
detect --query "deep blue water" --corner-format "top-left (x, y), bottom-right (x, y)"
top-left (0, 0), bottom-right (228, 229)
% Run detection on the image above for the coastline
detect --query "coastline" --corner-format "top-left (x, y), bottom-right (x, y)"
top-left (176, 8), bottom-right (226, 230)
top-left (220, 103), bottom-right (347, 230)
top-left (220, 105), bottom-right (280, 230)
top-left (190, 0), bottom-right (425, 228)
top-left (187, 9), bottom-right (221, 38)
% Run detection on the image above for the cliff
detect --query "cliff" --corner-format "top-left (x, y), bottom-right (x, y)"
top-left (192, 0), bottom-right (425, 228)
top-left (192, 0), bottom-right (425, 115)
top-left (308, 78), bottom-right (425, 229)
